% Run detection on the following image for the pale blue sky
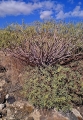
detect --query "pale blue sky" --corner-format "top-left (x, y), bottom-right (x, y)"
top-left (0, 0), bottom-right (83, 28)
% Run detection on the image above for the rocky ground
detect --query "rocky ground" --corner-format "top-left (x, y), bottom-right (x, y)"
top-left (0, 51), bottom-right (83, 120)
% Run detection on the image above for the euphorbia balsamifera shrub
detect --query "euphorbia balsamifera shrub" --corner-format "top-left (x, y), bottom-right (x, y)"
top-left (0, 21), bottom-right (83, 66)
top-left (22, 63), bottom-right (83, 111)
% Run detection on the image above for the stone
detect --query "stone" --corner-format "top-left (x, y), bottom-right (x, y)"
top-left (4, 100), bottom-right (34, 120)
top-left (29, 109), bottom-right (41, 120)
top-left (28, 117), bottom-right (34, 120)
top-left (6, 108), bottom-right (15, 119)
top-left (0, 104), bottom-right (5, 110)
top-left (6, 96), bottom-right (16, 104)
top-left (0, 80), bottom-right (6, 88)
top-left (0, 80), bottom-right (6, 91)
top-left (72, 108), bottom-right (83, 120)
top-left (5, 94), bottom-right (9, 99)
top-left (2, 109), bottom-right (7, 117)
top-left (0, 65), bottom-right (6, 73)
top-left (24, 103), bottom-right (34, 113)
top-left (0, 93), bottom-right (5, 104)
top-left (0, 112), bottom-right (2, 118)
top-left (0, 73), bottom-right (5, 79)
top-left (0, 109), bottom-right (7, 117)
top-left (77, 106), bottom-right (83, 117)
top-left (40, 109), bottom-right (69, 120)
top-left (65, 111), bottom-right (78, 120)
top-left (13, 100), bottom-right (34, 113)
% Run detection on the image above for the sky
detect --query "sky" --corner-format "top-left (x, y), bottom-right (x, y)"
top-left (0, 0), bottom-right (83, 28)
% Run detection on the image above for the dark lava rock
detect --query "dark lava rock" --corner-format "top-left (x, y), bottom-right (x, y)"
top-left (0, 112), bottom-right (2, 118)
top-left (0, 65), bottom-right (6, 73)
top-left (6, 96), bottom-right (16, 104)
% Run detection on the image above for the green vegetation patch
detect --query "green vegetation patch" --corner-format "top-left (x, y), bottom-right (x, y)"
top-left (22, 63), bottom-right (83, 111)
